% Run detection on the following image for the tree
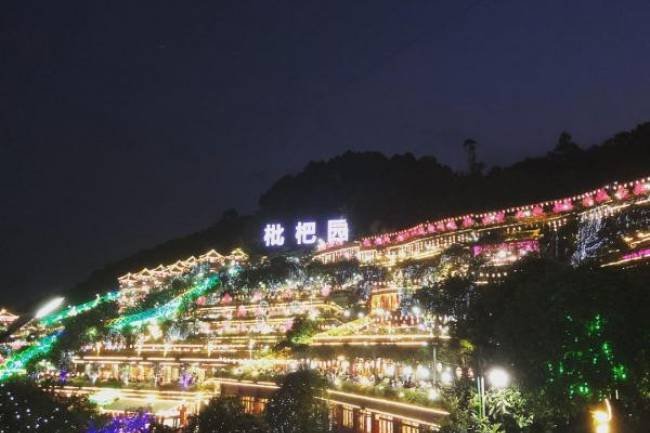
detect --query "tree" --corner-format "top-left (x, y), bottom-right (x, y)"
top-left (552, 131), bottom-right (581, 157)
top-left (44, 300), bottom-right (119, 372)
top-left (185, 396), bottom-right (266, 433)
top-left (265, 369), bottom-right (329, 433)
top-left (0, 378), bottom-right (105, 432)
top-left (462, 138), bottom-right (485, 175)
top-left (415, 276), bottom-right (475, 324)
top-left (284, 315), bottom-right (320, 347)
top-left (448, 259), bottom-right (650, 432)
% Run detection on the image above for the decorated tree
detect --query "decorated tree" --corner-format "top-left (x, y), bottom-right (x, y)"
top-left (265, 369), bottom-right (329, 433)
top-left (283, 315), bottom-right (320, 348)
top-left (0, 379), bottom-right (106, 432)
top-left (185, 396), bottom-right (266, 433)
top-left (444, 258), bottom-right (650, 432)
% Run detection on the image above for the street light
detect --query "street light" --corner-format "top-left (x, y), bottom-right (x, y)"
top-left (35, 297), bottom-right (65, 319)
top-left (478, 366), bottom-right (510, 420)
top-left (592, 399), bottom-right (612, 433)
top-left (487, 367), bottom-right (510, 389)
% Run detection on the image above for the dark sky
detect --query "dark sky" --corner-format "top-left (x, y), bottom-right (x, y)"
top-left (2, 1), bottom-right (650, 311)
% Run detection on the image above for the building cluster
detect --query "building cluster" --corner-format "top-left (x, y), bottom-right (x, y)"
top-left (117, 248), bottom-right (248, 308)
top-left (0, 309), bottom-right (18, 334)
top-left (3, 175), bottom-right (649, 432)
top-left (314, 176), bottom-right (650, 270)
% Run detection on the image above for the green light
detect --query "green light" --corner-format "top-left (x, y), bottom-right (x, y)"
top-left (110, 274), bottom-right (219, 331)
top-left (0, 333), bottom-right (58, 382)
top-left (39, 291), bottom-right (119, 327)
top-left (586, 314), bottom-right (604, 336)
top-left (612, 364), bottom-right (627, 381)
top-left (601, 341), bottom-right (613, 361)
top-left (1, 291), bottom-right (119, 381)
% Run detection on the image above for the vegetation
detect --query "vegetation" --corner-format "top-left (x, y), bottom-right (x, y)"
top-left (419, 258), bottom-right (650, 433)
top-left (184, 396), bottom-right (267, 433)
top-left (0, 378), bottom-right (107, 433)
top-left (265, 369), bottom-right (330, 433)
top-left (42, 300), bottom-right (119, 372)
top-left (283, 315), bottom-right (320, 347)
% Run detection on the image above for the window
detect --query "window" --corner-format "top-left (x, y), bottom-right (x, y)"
top-left (342, 407), bottom-right (354, 428)
top-left (378, 416), bottom-right (394, 433)
top-left (401, 421), bottom-right (420, 433)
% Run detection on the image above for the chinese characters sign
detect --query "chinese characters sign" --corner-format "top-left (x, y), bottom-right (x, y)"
top-left (263, 219), bottom-right (349, 247)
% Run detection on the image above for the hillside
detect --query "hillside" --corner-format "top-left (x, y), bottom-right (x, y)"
top-left (67, 122), bottom-right (650, 302)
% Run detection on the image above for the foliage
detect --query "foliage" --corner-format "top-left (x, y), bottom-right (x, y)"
top-left (0, 378), bottom-right (106, 432)
top-left (284, 315), bottom-right (320, 347)
top-left (415, 276), bottom-right (475, 322)
top-left (430, 258), bottom-right (650, 432)
top-left (336, 380), bottom-right (442, 409)
top-left (44, 300), bottom-right (119, 370)
top-left (306, 259), bottom-right (361, 287)
top-left (439, 380), bottom-right (533, 433)
top-left (123, 276), bottom-right (190, 316)
top-left (185, 396), bottom-right (266, 433)
top-left (265, 369), bottom-right (330, 433)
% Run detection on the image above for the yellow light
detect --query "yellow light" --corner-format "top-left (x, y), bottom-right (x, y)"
top-left (591, 399), bottom-right (612, 433)
top-left (592, 410), bottom-right (609, 424)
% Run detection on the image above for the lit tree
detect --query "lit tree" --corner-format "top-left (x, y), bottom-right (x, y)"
top-left (0, 379), bottom-right (105, 432)
top-left (265, 369), bottom-right (329, 433)
top-left (185, 396), bottom-right (266, 433)
top-left (449, 258), bottom-right (650, 432)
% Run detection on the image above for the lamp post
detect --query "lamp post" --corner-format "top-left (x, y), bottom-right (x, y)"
top-left (478, 367), bottom-right (510, 420)
top-left (591, 399), bottom-right (612, 433)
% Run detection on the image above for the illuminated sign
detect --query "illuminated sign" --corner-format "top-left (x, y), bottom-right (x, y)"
top-left (263, 219), bottom-right (349, 248)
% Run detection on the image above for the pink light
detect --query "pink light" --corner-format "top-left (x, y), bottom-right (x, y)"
top-left (633, 182), bottom-right (649, 196)
top-left (462, 216), bottom-right (475, 228)
top-left (553, 200), bottom-right (573, 213)
top-left (515, 209), bottom-right (531, 219)
top-left (595, 189), bottom-right (610, 203)
top-left (472, 239), bottom-right (539, 258)
top-left (615, 186), bottom-right (629, 200)
top-left (582, 196), bottom-right (595, 207)
top-left (621, 248), bottom-right (650, 261)
top-left (446, 220), bottom-right (457, 230)
top-left (482, 214), bottom-right (495, 225)
top-left (532, 205), bottom-right (544, 217)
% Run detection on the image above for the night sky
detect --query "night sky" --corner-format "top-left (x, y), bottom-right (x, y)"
top-left (2, 1), bottom-right (650, 311)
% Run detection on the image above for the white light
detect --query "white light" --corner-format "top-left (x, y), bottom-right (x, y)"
top-left (35, 297), bottom-right (65, 319)
top-left (343, 310), bottom-right (351, 318)
top-left (263, 223), bottom-right (285, 247)
top-left (440, 371), bottom-right (453, 385)
top-left (327, 219), bottom-right (349, 244)
top-left (416, 365), bottom-right (430, 380)
top-left (89, 388), bottom-right (121, 405)
top-left (411, 306), bottom-right (420, 315)
top-left (427, 388), bottom-right (440, 401)
top-left (487, 367), bottom-right (510, 389)
top-left (295, 221), bottom-right (317, 245)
